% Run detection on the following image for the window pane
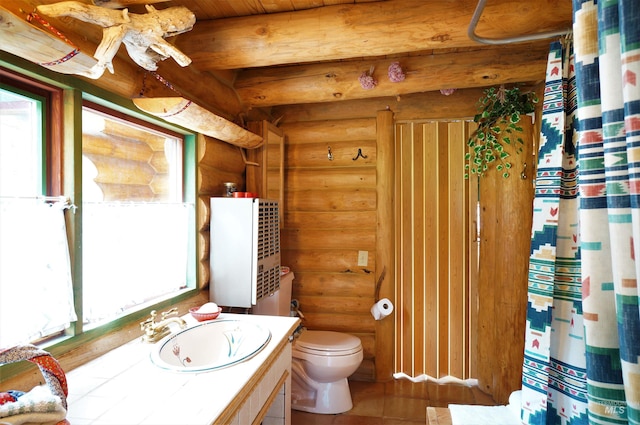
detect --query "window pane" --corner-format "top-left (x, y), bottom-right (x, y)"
top-left (0, 89), bottom-right (42, 197)
top-left (82, 107), bottom-right (191, 327)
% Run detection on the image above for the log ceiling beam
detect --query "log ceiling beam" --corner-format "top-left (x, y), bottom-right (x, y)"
top-left (175, 0), bottom-right (572, 70)
top-left (2, 0), bottom-right (573, 113)
top-left (235, 42), bottom-right (550, 107)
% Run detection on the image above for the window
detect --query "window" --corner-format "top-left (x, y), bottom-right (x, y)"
top-left (0, 68), bottom-right (196, 349)
top-left (81, 104), bottom-right (193, 327)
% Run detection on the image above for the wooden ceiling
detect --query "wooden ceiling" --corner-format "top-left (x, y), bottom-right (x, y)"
top-left (3, 0), bottom-right (573, 120)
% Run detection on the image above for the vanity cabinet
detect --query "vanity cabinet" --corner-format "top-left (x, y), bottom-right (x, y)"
top-left (218, 342), bottom-right (292, 425)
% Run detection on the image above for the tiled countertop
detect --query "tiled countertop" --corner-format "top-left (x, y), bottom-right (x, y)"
top-left (64, 313), bottom-right (299, 425)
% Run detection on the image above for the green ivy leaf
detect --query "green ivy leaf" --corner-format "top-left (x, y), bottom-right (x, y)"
top-left (466, 86), bottom-right (536, 179)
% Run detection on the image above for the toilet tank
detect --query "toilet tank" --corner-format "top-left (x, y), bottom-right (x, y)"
top-left (252, 269), bottom-right (294, 316)
top-left (209, 198), bottom-right (280, 308)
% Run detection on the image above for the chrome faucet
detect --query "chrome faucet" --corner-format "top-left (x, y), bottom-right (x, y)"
top-left (140, 308), bottom-right (187, 343)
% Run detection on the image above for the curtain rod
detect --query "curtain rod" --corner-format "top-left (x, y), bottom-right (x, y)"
top-left (468, 0), bottom-right (572, 45)
top-left (0, 196), bottom-right (76, 211)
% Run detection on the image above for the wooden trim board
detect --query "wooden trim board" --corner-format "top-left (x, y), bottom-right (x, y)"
top-left (427, 407), bottom-right (452, 425)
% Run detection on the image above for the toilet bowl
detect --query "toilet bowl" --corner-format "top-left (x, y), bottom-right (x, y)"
top-left (290, 330), bottom-right (363, 414)
top-left (252, 269), bottom-right (363, 414)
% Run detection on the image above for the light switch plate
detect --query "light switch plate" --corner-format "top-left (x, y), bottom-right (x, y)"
top-left (357, 250), bottom-right (368, 266)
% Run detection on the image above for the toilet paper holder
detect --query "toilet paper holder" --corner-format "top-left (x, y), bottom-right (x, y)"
top-left (374, 266), bottom-right (386, 302)
top-left (371, 266), bottom-right (393, 320)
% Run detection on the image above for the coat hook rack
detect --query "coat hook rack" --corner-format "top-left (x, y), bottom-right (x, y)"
top-left (353, 148), bottom-right (367, 161)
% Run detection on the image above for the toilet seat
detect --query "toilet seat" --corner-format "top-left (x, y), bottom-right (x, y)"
top-left (294, 331), bottom-right (362, 356)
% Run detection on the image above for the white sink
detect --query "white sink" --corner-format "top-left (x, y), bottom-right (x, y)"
top-left (150, 319), bottom-right (271, 372)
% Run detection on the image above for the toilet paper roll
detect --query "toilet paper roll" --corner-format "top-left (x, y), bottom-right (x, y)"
top-left (370, 298), bottom-right (394, 320)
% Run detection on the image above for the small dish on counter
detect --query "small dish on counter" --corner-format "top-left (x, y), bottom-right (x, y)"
top-left (189, 306), bottom-right (222, 322)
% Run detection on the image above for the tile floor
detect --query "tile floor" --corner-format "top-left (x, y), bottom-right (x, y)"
top-left (291, 380), bottom-right (497, 425)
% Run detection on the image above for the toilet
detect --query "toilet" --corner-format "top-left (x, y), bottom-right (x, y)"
top-left (252, 269), bottom-right (364, 415)
top-left (290, 329), bottom-right (363, 414)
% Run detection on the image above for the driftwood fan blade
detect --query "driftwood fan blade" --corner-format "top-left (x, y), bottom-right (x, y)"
top-left (133, 97), bottom-right (263, 149)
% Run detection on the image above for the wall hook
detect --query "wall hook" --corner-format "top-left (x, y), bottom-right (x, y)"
top-left (327, 146), bottom-right (334, 161)
top-left (353, 148), bottom-right (367, 161)
top-left (521, 163), bottom-right (528, 180)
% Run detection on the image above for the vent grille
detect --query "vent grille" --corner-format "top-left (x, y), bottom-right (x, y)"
top-left (255, 199), bottom-right (280, 301)
top-left (257, 200), bottom-right (280, 259)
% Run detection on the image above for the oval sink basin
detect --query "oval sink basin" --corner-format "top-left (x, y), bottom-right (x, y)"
top-left (150, 319), bottom-right (271, 372)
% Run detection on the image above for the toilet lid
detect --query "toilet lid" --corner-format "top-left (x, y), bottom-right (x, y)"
top-left (295, 331), bottom-right (362, 355)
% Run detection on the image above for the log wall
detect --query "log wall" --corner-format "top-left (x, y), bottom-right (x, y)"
top-left (273, 88), bottom-right (539, 391)
top-left (273, 92), bottom-right (484, 382)
top-left (279, 117), bottom-right (378, 381)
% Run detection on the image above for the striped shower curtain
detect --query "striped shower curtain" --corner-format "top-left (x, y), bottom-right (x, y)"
top-left (520, 38), bottom-right (585, 425)
top-left (521, 0), bottom-right (640, 424)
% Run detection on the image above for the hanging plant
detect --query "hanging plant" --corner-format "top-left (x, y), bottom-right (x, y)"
top-left (465, 86), bottom-right (538, 178)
